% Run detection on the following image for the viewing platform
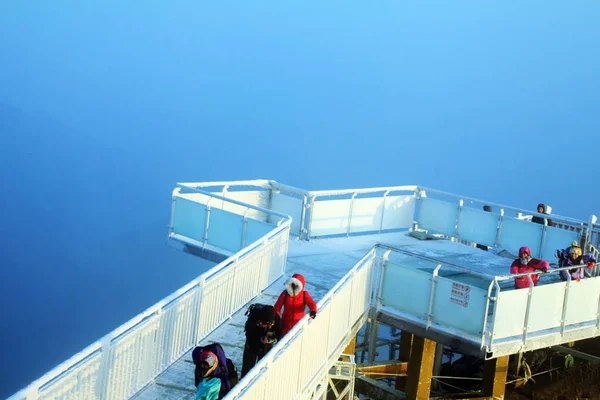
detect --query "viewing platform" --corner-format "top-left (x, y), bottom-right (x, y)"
top-left (9, 180), bottom-right (600, 400)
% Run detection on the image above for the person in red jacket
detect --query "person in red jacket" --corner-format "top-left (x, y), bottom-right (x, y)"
top-left (510, 246), bottom-right (550, 289)
top-left (274, 273), bottom-right (318, 336)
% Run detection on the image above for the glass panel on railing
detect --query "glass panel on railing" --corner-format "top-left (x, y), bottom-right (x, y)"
top-left (564, 278), bottom-right (600, 326)
top-left (418, 197), bottom-right (458, 237)
top-left (431, 277), bottom-right (488, 337)
top-left (172, 196), bottom-right (207, 242)
top-left (310, 199), bottom-right (351, 236)
top-left (269, 192), bottom-right (303, 234)
top-left (381, 261), bottom-right (433, 319)
top-left (457, 207), bottom-right (498, 247)
top-left (349, 197), bottom-right (384, 234)
top-left (381, 195), bottom-right (416, 231)
top-left (498, 217), bottom-right (543, 257)
top-left (490, 289), bottom-right (529, 340)
top-left (525, 283), bottom-right (563, 333)
top-left (245, 219), bottom-right (277, 246)
top-left (206, 208), bottom-right (245, 253)
top-left (541, 226), bottom-right (580, 263)
top-left (221, 190), bottom-right (270, 221)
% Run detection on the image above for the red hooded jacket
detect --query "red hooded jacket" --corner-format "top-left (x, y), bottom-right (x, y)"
top-left (510, 246), bottom-right (550, 289)
top-left (274, 273), bottom-right (317, 335)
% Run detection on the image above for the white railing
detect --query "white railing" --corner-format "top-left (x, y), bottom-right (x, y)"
top-left (9, 205), bottom-right (291, 400)
top-left (487, 264), bottom-right (600, 353)
top-left (414, 186), bottom-right (595, 263)
top-left (170, 184), bottom-right (289, 255)
top-left (225, 249), bottom-right (378, 399)
top-left (179, 181), bottom-right (600, 255)
top-left (376, 245), bottom-right (600, 358)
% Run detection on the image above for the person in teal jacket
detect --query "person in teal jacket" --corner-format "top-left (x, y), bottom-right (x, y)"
top-left (195, 351), bottom-right (222, 400)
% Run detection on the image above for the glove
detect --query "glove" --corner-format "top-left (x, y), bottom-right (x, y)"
top-left (588, 262), bottom-right (596, 269)
top-left (261, 336), bottom-right (277, 345)
top-left (309, 311), bottom-right (317, 319)
top-left (540, 267), bottom-right (548, 273)
top-left (576, 278), bottom-right (581, 283)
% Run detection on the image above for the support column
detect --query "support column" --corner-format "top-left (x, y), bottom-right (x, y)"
top-left (368, 318), bottom-right (379, 362)
top-left (431, 343), bottom-right (444, 391)
top-left (343, 335), bottom-right (356, 355)
top-left (395, 331), bottom-right (413, 391)
top-left (405, 336), bottom-right (436, 400)
top-left (482, 355), bottom-right (509, 399)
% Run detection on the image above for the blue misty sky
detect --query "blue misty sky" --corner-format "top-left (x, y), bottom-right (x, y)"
top-left (1, 0), bottom-right (599, 396)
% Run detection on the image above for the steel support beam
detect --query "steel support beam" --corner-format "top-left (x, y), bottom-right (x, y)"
top-left (355, 375), bottom-right (407, 400)
top-left (396, 331), bottom-right (413, 391)
top-left (405, 336), bottom-right (436, 400)
top-left (356, 360), bottom-right (408, 380)
top-left (482, 355), bottom-right (509, 399)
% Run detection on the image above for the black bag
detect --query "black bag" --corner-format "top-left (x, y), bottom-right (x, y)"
top-left (226, 358), bottom-right (239, 387)
top-left (245, 303), bottom-right (275, 323)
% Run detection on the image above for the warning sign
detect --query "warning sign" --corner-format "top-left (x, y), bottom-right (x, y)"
top-left (450, 282), bottom-right (470, 308)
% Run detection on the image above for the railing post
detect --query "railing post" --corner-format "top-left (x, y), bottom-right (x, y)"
top-left (453, 199), bottom-right (464, 239)
top-left (488, 280), bottom-right (502, 353)
top-left (94, 336), bottom-right (112, 400)
top-left (379, 190), bottom-right (391, 233)
top-left (494, 209), bottom-right (505, 248)
top-left (221, 184), bottom-right (229, 209)
top-left (169, 192), bottom-right (177, 237)
top-left (522, 278), bottom-right (535, 344)
top-left (306, 196), bottom-right (317, 240)
top-left (481, 280), bottom-right (495, 350)
top-left (585, 215), bottom-right (598, 253)
top-left (412, 188), bottom-right (425, 232)
top-left (426, 264), bottom-right (442, 330)
top-left (240, 208), bottom-right (251, 249)
top-left (299, 195), bottom-right (308, 240)
top-left (538, 221), bottom-right (548, 259)
top-left (203, 197), bottom-right (214, 250)
top-left (560, 276), bottom-right (571, 338)
top-left (347, 192), bottom-right (358, 237)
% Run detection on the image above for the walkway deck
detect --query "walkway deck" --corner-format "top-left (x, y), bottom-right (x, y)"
top-left (133, 231), bottom-right (513, 399)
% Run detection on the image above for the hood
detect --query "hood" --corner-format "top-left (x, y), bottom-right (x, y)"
top-left (519, 246), bottom-right (531, 257)
top-left (537, 203), bottom-right (546, 213)
top-left (285, 273), bottom-right (305, 297)
top-left (199, 351), bottom-right (219, 377)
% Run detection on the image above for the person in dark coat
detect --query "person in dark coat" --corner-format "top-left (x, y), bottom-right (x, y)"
top-left (531, 203), bottom-right (553, 226)
top-left (241, 304), bottom-right (282, 378)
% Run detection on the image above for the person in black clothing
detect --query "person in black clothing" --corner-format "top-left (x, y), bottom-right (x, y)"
top-left (531, 203), bottom-right (553, 227)
top-left (241, 304), bottom-right (282, 378)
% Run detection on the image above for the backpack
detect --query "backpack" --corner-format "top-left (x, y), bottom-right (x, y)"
top-left (192, 343), bottom-right (238, 399)
top-left (244, 303), bottom-right (275, 323)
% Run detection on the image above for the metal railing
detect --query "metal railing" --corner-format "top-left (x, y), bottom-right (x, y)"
top-left (224, 249), bottom-right (378, 399)
top-left (374, 245), bottom-right (600, 358)
top-left (9, 196), bottom-right (292, 400)
top-left (170, 184), bottom-right (290, 255)
top-left (414, 186), bottom-right (596, 262)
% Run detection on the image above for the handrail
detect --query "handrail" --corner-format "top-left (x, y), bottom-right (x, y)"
top-left (225, 248), bottom-right (378, 399)
top-left (176, 183), bottom-right (290, 222)
top-left (178, 179), bottom-right (271, 189)
top-left (418, 186), bottom-right (588, 226)
top-left (374, 244), bottom-right (497, 280)
top-left (9, 196), bottom-right (293, 400)
top-left (309, 185), bottom-right (417, 197)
